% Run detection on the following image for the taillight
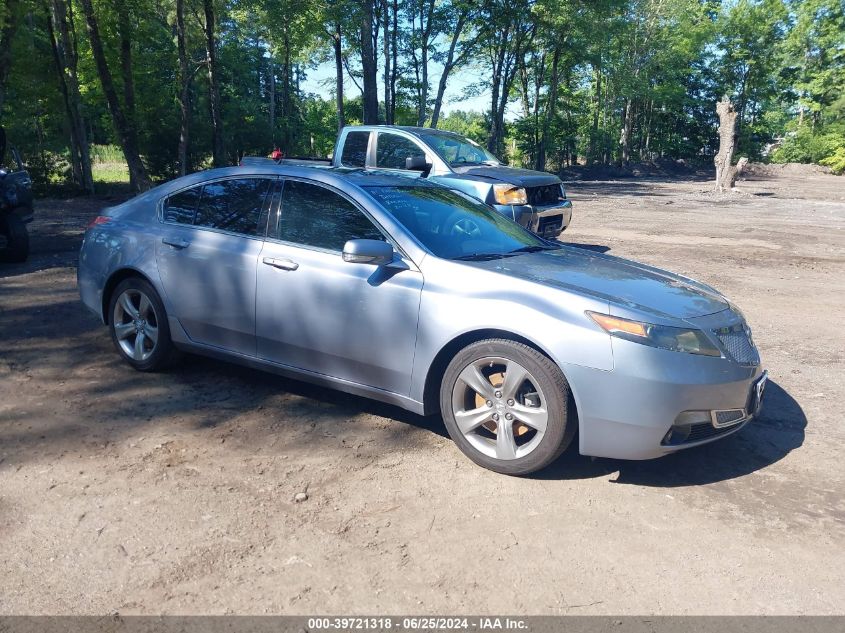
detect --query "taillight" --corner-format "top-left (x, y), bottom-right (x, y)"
top-left (86, 216), bottom-right (111, 229)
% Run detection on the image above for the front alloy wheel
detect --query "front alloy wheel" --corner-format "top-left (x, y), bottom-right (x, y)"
top-left (451, 356), bottom-right (549, 461)
top-left (440, 339), bottom-right (574, 475)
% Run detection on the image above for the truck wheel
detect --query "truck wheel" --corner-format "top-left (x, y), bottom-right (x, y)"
top-left (440, 338), bottom-right (575, 476)
top-left (0, 212), bottom-right (29, 263)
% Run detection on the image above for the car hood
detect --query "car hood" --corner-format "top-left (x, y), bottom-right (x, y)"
top-left (470, 247), bottom-right (729, 320)
top-left (451, 165), bottom-right (562, 188)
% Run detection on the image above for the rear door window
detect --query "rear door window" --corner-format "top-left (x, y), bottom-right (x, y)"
top-left (194, 178), bottom-right (273, 237)
top-left (376, 133), bottom-right (424, 170)
top-left (340, 131), bottom-right (370, 167)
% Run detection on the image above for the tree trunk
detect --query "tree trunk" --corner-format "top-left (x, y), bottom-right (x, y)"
top-left (389, 0), bottom-right (398, 121)
top-left (714, 96), bottom-right (747, 191)
top-left (203, 0), bottom-right (225, 167)
top-left (333, 21), bottom-right (344, 132)
top-left (585, 62), bottom-right (600, 165)
top-left (429, 12), bottom-right (468, 128)
top-left (382, 0), bottom-right (391, 124)
top-left (268, 54), bottom-right (275, 145)
top-left (487, 30), bottom-right (508, 155)
top-left (619, 97), bottom-right (634, 166)
top-left (176, 0), bottom-right (191, 175)
top-left (0, 0), bottom-right (21, 115)
top-left (537, 45), bottom-right (561, 173)
top-left (281, 29), bottom-right (290, 151)
top-left (79, 0), bottom-right (150, 191)
top-left (48, 0), bottom-right (94, 193)
top-left (360, 0), bottom-right (378, 124)
top-left (116, 0), bottom-right (135, 123)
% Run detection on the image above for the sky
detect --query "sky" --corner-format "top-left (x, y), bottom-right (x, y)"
top-left (298, 58), bottom-right (517, 120)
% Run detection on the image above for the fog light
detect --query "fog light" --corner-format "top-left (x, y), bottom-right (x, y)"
top-left (662, 424), bottom-right (691, 446)
top-left (674, 410), bottom-right (712, 426)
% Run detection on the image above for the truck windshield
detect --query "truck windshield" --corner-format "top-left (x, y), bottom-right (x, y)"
top-left (419, 133), bottom-right (500, 167)
top-left (365, 186), bottom-right (555, 261)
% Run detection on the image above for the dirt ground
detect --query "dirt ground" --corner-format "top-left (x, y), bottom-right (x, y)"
top-left (1, 168), bottom-right (843, 615)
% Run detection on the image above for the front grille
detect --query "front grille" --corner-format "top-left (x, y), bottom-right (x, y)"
top-left (714, 323), bottom-right (758, 365)
top-left (527, 184), bottom-right (563, 206)
top-left (537, 215), bottom-right (563, 234)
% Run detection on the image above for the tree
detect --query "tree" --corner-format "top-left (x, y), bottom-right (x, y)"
top-left (175, 0), bottom-right (193, 175)
top-left (203, 0), bottom-right (226, 166)
top-left (0, 0), bottom-right (21, 114)
top-left (79, 0), bottom-right (151, 191)
top-left (360, 0), bottom-right (378, 124)
top-left (429, 0), bottom-right (479, 128)
top-left (480, 0), bottom-right (536, 156)
top-left (714, 96), bottom-right (747, 191)
top-left (47, 0), bottom-right (94, 192)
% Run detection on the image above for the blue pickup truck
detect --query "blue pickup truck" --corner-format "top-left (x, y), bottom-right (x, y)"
top-left (243, 125), bottom-right (573, 238)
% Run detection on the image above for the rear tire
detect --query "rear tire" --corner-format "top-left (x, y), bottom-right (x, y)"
top-left (0, 212), bottom-right (29, 263)
top-left (439, 338), bottom-right (574, 476)
top-left (108, 277), bottom-right (179, 371)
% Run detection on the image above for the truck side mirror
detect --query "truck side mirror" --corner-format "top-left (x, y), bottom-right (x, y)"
top-left (405, 155), bottom-right (432, 177)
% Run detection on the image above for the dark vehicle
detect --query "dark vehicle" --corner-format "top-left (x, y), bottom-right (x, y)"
top-left (0, 127), bottom-right (34, 262)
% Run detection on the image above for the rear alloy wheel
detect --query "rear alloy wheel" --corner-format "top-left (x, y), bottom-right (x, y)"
top-left (108, 278), bottom-right (177, 371)
top-left (440, 339), bottom-right (574, 475)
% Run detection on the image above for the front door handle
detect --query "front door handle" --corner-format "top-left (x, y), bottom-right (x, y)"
top-left (162, 237), bottom-right (190, 249)
top-left (263, 257), bottom-right (299, 271)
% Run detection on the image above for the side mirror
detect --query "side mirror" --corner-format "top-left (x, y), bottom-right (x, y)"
top-left (342, 239), bottom-right (394, 266)
top-left (405, 154), bottom-right (432, 177)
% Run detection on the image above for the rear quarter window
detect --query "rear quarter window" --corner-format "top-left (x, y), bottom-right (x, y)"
top-left (163, 186), bottom-right (201, 224)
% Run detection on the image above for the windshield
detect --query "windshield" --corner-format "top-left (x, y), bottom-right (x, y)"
top-left (365, 186), bottom-right (556, 260)
top-left (419, 133), bottom-right (500, 167)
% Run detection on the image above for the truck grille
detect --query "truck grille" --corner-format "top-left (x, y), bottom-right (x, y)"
top-left (537, 215), bottom-right (563, 235)
top-left (527, 184), bottom-right (563, 206)
top-left (714, 323), bottom-right (758, 365)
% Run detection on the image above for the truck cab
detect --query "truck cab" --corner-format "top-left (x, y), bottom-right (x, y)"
top-left (332, 126), bottom-right (572, 238)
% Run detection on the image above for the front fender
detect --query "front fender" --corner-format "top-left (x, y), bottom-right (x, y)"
top-left (409, 257), bottom-right (613, 405)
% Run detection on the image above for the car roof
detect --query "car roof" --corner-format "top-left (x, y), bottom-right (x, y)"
top-left (157, 164), bottom-right (438, 197)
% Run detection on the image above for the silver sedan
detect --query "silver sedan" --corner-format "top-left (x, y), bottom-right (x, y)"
top-left (78, 166), bottom-right (766, 475)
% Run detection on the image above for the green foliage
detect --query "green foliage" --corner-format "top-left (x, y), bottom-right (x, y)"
top-left (437, 111), bottom-right (489, 145)
top-left (819, 146), bottom-right (845, 174)
top-left (1, 0), bottom-right (843, 192)
top-left (772, 124), bottom-right (845, 165)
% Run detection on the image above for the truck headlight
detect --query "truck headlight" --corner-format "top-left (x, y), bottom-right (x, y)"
top-left (587, 312), bottom-right (721, 357)
top-left (493, 184), bottom-right (528, 205)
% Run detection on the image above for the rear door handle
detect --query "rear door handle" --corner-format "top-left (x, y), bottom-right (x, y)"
top-left (263, 257), bottom-right (299, 271)
top-left (162, 237), bottom-right (190, 249)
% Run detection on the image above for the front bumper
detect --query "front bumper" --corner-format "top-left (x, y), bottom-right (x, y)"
top-left (494, 200), bottom-right (572, 238)
top-left (565, 338), bottom-right (765, 460)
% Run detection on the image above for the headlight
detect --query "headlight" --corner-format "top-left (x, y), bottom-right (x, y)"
top-left (493, 184), bottom-right (528, 205)
top-left (587, 311), bottom-right (721, 357)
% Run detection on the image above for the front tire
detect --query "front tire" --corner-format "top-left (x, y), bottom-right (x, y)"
top-left (0, 212), bottom-right (29, 263)
top-left (440, 339), bottom-right (575, 476)
top-left (108, 277), bottom-right (178, 371)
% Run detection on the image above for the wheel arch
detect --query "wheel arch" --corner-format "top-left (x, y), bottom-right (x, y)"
top-left (421, 328), bottom-right (579, 422)
top-left (101, 267), bottom-right (155, 324)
